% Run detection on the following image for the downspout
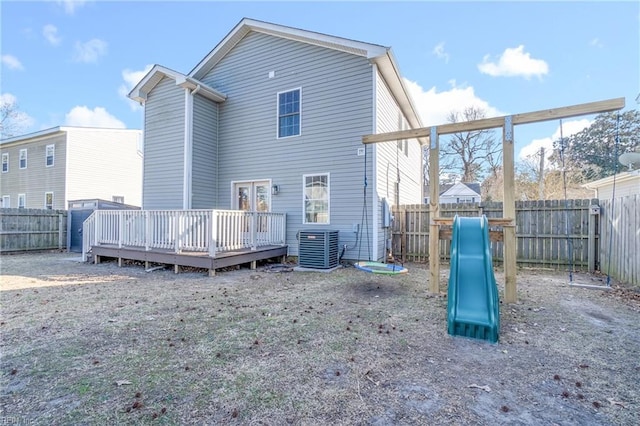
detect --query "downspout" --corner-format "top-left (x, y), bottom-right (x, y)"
top-left (371, 63), bottom-right (379, 261)
top-left (183, 88), bottom-right (194, 209)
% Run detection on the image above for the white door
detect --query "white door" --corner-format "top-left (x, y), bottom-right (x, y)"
top-left (233, 181), bottom-right (271, 212)
top-left (233, 181), bottom-right (271, 241)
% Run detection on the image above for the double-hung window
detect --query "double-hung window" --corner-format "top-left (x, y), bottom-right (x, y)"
top-left (46, 144), bottom-right (55, 167)
top-left (2, 153), bottom-right (8, 173)
top-left (18, 193), bottom-right (26, 209)
top-left (303, 174), bottom-right (329, 224)
top-left (277, 88), bottom-right (301, 138)
top-left (45, 192), bottom-right (54, 209)
top-left (19, 149), bottom-right (27, 169)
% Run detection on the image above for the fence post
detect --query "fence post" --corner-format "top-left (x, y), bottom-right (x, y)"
top-left (58, 212), bottom-right (65, 250)
top-left (588, 203), bottom-right (599, 272)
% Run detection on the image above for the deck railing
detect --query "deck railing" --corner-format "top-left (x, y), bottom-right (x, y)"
top-left (82, 209), bottom-right (286, 261)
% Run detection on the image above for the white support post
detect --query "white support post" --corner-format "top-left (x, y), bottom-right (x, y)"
top-left (209, 210), bottom-right (217, 257)
top-left (145, 211), bottom-right (150, 251)
top-left (251, 211), bottom-right (257, 250)
top-left (118, 210), bottom-right (124, 248)
top-left (174, 213), bottom-right (180, 254)
top-left (94, 212), bottom-right (99, 248)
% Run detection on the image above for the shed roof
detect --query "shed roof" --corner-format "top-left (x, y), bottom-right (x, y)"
top-left (583, 170), bottom-right (640, 189)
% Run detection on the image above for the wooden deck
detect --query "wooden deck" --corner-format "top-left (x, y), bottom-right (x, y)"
top-left (90, 244), bottom-right (288, 276)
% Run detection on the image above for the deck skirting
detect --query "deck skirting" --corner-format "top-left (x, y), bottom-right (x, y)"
top-left (90, 245), bottom-right (288, 276)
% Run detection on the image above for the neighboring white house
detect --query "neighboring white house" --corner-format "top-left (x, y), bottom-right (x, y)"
top-left (0, 126), bottom-right (143, 209)
top-left (424, 182), bottom-right (482, 204)
top-left (128, 18), bottom-right (424, 261)
top-left (583, 170), bottom-right (640, 200)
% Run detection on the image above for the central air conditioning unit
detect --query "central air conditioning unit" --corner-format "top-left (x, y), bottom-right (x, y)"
top-left (298, 229), bottom-right (339, 269)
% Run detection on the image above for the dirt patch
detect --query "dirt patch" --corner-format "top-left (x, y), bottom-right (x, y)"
top-left (1, 252), bottom-right (638, 425)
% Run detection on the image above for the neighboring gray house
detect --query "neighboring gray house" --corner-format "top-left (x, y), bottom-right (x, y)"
top-left (1, 127), bottom-right (143, 210)
top-left (128, 18), bottom-right (423, 261)
top-left (424, 182), bottom-right (482, 204)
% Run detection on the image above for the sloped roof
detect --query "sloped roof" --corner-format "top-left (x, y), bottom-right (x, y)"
top-left (129, 18), bottom-right (422, 130)
top-left (461, 182), bottom-right (481, 195)
top-left (128, 65), bottom-right (227, 104)
top-left (0, 126), bottom-right (140, 146)
top-left (424, 182), bottom-right (481, 197)
top-left (583, 170), bottom-right (640, 189)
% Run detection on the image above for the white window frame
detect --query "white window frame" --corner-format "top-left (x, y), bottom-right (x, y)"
top-left (19, 149), bottom-right (27, 169)
top-left (397, 115), bottom-right (408, 157)
top-left (46, 144), bottom-right (55, 167)
top-left (2, 195), bottom-right (9, 208)
top-left (2, 153), bottom-right (8, 173)
top-left (276, 87), bottom-right (302, 139)
top-left (18, 193), bottom-right (26, 209)
top-left (45, 192), bottom-right (54, 209)
top-left (302, 173), bottom-right (330, 225)
top-left (112, 195), bottom-right (125, 204)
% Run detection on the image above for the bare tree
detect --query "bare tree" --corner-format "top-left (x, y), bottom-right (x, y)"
top-left (442, 106), bottom-right (501, 182)
top-left (0, 98), bottom-right (28, 139)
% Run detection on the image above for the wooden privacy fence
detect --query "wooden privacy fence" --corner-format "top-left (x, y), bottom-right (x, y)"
top-left (0, 208), bottom-right (67, 252)
top-left (391, 199), bottom-right (599, 270)
top-left (599, 195), bottom-right (640, 286)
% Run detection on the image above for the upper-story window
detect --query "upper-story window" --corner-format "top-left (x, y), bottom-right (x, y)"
top-left (277, 88), bottom-right (301, 138)
top-left (46, 144), bottom-right (55, 167)
top-left (19, 149), bottom-right (27, 169)
top-left (2, 153), bottom-right (8, 173)
top-left (397, 114), bottom-right (408, 156)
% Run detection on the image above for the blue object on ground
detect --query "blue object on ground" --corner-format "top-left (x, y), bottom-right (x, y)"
top-left (447, 215), bottom-right (500, 343)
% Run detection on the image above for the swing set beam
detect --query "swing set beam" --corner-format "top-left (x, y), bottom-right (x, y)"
top-left (362, 97), bottom-right (625, 303)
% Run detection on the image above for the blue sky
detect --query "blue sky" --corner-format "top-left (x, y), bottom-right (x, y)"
top-left (2, 0), bottom-right (638, 162)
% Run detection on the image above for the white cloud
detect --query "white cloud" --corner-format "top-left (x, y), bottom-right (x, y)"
top-left (57, 0), bottom-right (87, 15)
top-left (73, 39), bottom-right (107, 63)
top-left (518, 119), bottom-right (592, 161)
top-left (590, 38), bottom-right (604, 48)
top-left (478, 45), bottom-right (549, 79)
top-left (43, 24), bottom-right (62, 46)
top-left (64, 106), bottom-right (125, 128)
top-left (432, 42), bottom-right (450, 63)
top-left (118, 65), bottom-right (153, 111)
top-left (1, 55), bottom-right (24, 70)
top-left (403, 78), bottom-right (503, 126)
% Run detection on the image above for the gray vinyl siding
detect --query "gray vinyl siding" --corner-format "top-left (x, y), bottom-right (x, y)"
top-left (0, 133), bottom-right (67, 209)
top-left (191, 95), bottom-right (219, 209)
top-left (200, 32), bottom-right (373, 258)
top-left (143, 77), bottom-right (185, 209)
top-left (375, 70), bottom-right (423, 258)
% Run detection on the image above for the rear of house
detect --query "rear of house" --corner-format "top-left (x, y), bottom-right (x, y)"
top-left (130, 18), bottom-right (423, 261)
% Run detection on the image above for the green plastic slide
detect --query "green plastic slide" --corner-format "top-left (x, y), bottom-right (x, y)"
top-left (447, 215), bottom-right (500, 343)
